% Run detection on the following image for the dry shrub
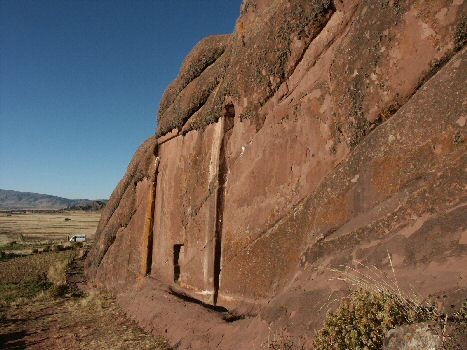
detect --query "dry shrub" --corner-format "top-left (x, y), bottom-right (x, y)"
top-left (313, 289), bottom-right (436, 350)
top-left (314, 255), bottom-right (438, 349)
top-left (52, 244), bottom-right (64, 252)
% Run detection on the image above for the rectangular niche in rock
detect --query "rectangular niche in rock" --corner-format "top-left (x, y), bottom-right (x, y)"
top-left (173, 244), bottom-right (184, 283)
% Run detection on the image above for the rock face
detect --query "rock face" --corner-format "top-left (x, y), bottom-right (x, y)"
top-left (86, 0), bottom-right (467, 348)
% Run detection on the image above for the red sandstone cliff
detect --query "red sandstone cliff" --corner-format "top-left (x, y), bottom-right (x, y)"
top-left (86, 0), bottom-right (466, 348)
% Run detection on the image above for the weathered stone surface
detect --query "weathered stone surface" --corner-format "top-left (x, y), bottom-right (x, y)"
top-left (384, 323), bottom-right (442, 350)
top-left (156, 0), bottom-right (336, 136)
top-left (330, 0), bottom-right (463, 147)
top-left (151, 120), bottom-right (226, 304)
top-left (86, 0), bottom-right (467, 348)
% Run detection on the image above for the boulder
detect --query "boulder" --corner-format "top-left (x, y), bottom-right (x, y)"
top-left (384, 323), bottom-right (441, 350)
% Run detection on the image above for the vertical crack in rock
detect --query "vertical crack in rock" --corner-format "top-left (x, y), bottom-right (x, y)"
top-left (213, 103), bottom-right (235, 305)
top-left (141, 155), bottom-right (160, 275)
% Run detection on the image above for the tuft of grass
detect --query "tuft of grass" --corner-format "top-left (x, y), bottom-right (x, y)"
top-left (50, 284), bottom-right (68, 298)
top-left (78, 291), bottom-right (104, 310)
top-left (46, 250), bottom-right (74, 298)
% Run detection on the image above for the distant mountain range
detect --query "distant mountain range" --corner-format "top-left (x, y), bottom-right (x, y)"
top-left (0, 189), bottom-right (107, 211)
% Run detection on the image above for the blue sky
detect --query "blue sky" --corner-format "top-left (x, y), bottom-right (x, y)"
top-left (0, 0), bottom-right (241, 199)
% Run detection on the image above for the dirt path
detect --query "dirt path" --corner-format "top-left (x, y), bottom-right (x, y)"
top-left (0, 251), bottom-right (170, 350)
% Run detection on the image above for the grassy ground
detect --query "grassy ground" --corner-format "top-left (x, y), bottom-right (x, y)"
top-left (0, 250), bottom-right (73, 303)
top-left (0, 245), bottom-right (171, 349)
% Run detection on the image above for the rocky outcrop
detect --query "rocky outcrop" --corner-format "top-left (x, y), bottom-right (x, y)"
top-left (86, 0), bottom-right (466, 348)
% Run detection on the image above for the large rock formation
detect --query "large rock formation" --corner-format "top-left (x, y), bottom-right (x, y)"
top-left (86, 0), bottom-right (466, 348)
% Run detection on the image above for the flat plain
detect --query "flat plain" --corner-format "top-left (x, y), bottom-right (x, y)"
top-left (0, 211), bottom-right (101, 244)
